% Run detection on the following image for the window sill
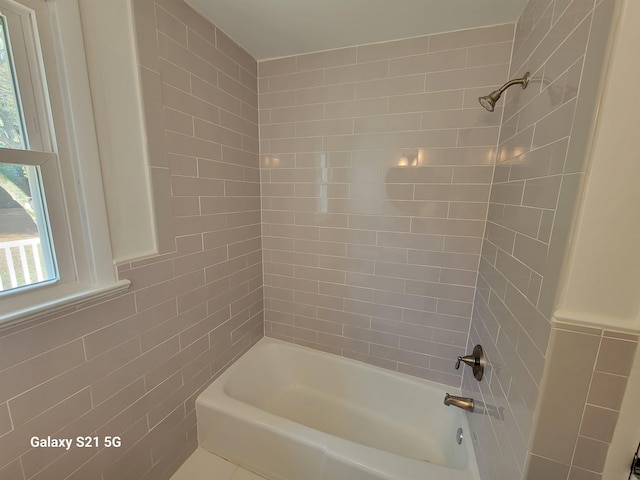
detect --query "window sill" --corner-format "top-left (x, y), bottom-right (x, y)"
top-left (0, 279), bottom-right (131, 328)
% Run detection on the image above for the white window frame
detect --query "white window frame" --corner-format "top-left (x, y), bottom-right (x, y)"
top-left (0, 0), bottom-right (129, 326)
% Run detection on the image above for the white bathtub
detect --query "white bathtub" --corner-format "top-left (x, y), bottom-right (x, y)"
top-left (196, 338), bottom-right (481, 480)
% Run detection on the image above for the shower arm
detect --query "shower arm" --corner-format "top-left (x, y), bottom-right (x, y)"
top-left (496, 74), bottom-right (530, 94)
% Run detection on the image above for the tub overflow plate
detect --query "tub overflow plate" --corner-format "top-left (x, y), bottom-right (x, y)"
top-left (456, 427), bottom-right (464, 445)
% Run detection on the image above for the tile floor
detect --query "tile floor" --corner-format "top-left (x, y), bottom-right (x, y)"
top-left (170, 448), bottom-right (266, 480)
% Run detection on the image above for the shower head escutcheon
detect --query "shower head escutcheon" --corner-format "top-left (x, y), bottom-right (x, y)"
top-left (478, 71), bottom-right (531, 112)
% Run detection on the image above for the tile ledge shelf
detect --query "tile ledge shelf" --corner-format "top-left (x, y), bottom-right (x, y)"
top-left (553, 310), bottom-right (640, 336)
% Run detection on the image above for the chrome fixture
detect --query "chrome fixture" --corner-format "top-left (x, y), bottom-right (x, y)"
top-left (455, 344), bottom-right (486, 381)
top-left (479, 72), bottom-right (531, 112)
top-left (456, 427), bottom-right (464, 445)
top-left (444, 393), bottom-right (475, 412)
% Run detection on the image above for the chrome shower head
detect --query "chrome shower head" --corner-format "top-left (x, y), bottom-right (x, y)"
top-left (479, 72), bottom-right (530, 112)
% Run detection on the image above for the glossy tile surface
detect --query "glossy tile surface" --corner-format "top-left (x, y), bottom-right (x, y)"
top-left (463, 0), bottom-right (620, 479)
top-left (259, 24), bottom-right (513, 387)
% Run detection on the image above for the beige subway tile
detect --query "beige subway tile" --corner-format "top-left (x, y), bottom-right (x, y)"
top-left (533, 99), bottom-right (577, 148)
top-left (411, 218), bottom-right (485, 237)
top-left (497, 125), bottom-right (534, 163)
top-left (259, 56), bottom-right (296, 77)
top-left (0, 388), bottom-right (92, 472)
top-left (296, 118), bottom-right (353, 137)
top-left (270, 104), bottom-right (325, 124)
top-left (467, 42), bottom-right (514, 67)
top-left (403, 309), bottom-right (470, 332)
top-left (325, 60), bottom-right (389, 85)
top-left (0, 339), bottom-right (85, 405)
top-left (388, 90), bottom-right (464, 114)
top-left (158, 33), bottom-right (217, 84)
top-left (531, 329), bottom-right (600, 463)
top-left (271, 323), bottom-right (318, 342)
top-left (491, 181), bottom-right (525, 206)
top-left (132, 0), bottom-right (159, 72)
top-left (415, 184), bottom-right (490, 202)
top-left (219, 71), bottom-right (258, 107)
top-left (293, 315), bottom-right (342, 335)
top-left (371, 317), bottom-right (432, 339)
top-left (155, 5), bottom-right (187, 46)
top-left (568, 467), bottom-right (602, 480)
top-left (0, 295), bottom-right (136, 370)
top-left (216, 28), bottom-right (256, 76)
top-left (268, 69), bottom-right (324, 93)
top-left (0, 460), bottom-right (24, 480)
top-left (573, 436), bottom-right (609, 473)
top-left (494, 204), bottom-right (543, 238)
top-left (448, 202), bottom-right (489, 220)
top-left (166, 131), bottom-right (222, 161)
top-left (595, 337), bottom-right (637, 376)
top-left (296, 47), bottom-right (357, 72)
top-left (436, 299), bottom-right (473, 317)
top-left (579, 405), bottom-right (618, 443)
top-left (355, 75), bottom-right (425, 99)
top-left (348, 215), bottom-right (411, 232)
top-left (369, 343), bottom-right (429, 368)
top-left (390, 49), bottom-right (467, 77)
top-left (357, 36), bottom-right (429, 63)
top-left (190, 77), bottom-right (244, 120)
top-left (495, 249), bottom-right (532, 294)
top-left (295, 83), bottom-right (355, 105)
top-left (440, 268), bottom-right (479, 287)
top-left (0, 402), bottom-right (11, 437)
top-left (171, 191), bottom-right (200, 217)
top-left (513, 234), bottom-right (548, 274)
top-left (430, 24), bottom-right (515, 52)
top-left (452, 166), bottom-right (494, 184)
top-left (259, 90), bottom-right (296, 109)
top-left (524, 454), bottom-right (570, 480)
top-left (317, 332), bottom-right (369, 354)
top-left (159, 58), bottom-right (190, 93)
top-left (324, 97), bottom-right (388, 119)
top-left (409, 249), bottom-right (480, 270)
top-left (376, 231), bottom-right (444, 251)
top-left (293, 240), bottom-right (344, 260)
top-left (458, 126), bottom-right (500, 147)
top-left (426, 64), bottom-right (509, 92)
top-left (444, 236), bottom-right (482, 254)
top-left (270, 136), bottom-right (323, 154)
top-left (354, 113), bottom-right (421, 134)
top-left (324, 133), bottom-right (386, 152)
top-left (346, 272), bottom-right (404, 294)
top-left (406, 279), bottom-right (475, 303)
top-left (380, 200), bottom-right (449, 219)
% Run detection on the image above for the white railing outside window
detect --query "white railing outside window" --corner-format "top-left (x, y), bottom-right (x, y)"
top-left (0, 237), bottom-right (45, 291)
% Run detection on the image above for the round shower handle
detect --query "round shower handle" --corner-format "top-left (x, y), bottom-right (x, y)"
top-left (454, 345), bottom-right (485, 381)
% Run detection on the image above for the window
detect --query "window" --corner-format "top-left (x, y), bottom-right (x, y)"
top-left (0, 9), bottom-right (57, 292)
top-left (0, 0), bottom-right (129, 325)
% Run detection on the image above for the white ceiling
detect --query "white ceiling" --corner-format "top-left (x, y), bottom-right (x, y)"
top-left (184, 0), bottom-right (528, 61)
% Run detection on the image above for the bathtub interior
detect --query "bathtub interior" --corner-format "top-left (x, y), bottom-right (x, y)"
top-left (222, 340), bottom-right (468, 469)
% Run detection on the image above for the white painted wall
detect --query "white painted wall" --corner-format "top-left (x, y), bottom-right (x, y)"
top-left (555, 0), bottom-right (640, 333)
top-left (78, 0), bottom-right (159, 263)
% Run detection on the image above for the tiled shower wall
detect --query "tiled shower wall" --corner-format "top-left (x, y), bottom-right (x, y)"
top-left (0, 1), bottom-right (262, 479)
top-left (463, 0), bottom-right (623, 478)
top-left (259, 24), bottom-right (515, 386)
